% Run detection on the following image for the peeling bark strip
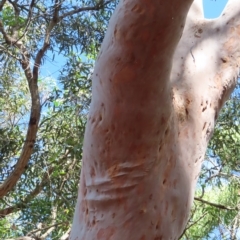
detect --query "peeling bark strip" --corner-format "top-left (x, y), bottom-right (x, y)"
top-left (71, 0), bottom-right (240, 239)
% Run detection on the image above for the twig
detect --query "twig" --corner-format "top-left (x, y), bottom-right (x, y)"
top-left (0, 150), bottom-right (69, 218)
top-left (194, 196), bottom-right (238, 211)
top-left (59, 0), bottom-right (112, 20)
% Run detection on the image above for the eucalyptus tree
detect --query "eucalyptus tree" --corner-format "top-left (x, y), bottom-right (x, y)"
top-left (70, 0), bottom-right (240, 239)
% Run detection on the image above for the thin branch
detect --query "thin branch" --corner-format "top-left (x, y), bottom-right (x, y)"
top-left (59, 0), bottom-right (112, 20)
top-left (0, 168), bottom-right (53, 218)
top-left (179, 212), bottom-right (207, 239)
top-left (5, 237), bottom-right (35, 240)
top-left (59, 228), bottom-right (71, 240)
top-left (27, 221), bottom-right (69, 237)
top-left (13, 0), bottom-right (35, 44)
top-left (0, 0), bottom-right (7, 11)
top-left (40, 206), bottom-right (58, 239)
top-left (194, 197), bottom-right (238, 211)
top-left (0, 17), bottom-right (42, 199)
top-left (32, 0), bottom-right (61, 81)
top-left (0, 0), bottom-right (63, 198)
top-left (0, 45), bottom-right (21, 61)
top-left (0, 150), bottom-right (69, 218)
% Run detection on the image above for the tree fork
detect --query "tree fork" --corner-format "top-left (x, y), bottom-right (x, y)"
top-left (71, 0), bottom-right (240, 239)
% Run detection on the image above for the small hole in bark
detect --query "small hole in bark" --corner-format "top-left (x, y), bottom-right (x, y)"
top-left (202, 122), bottom-right (207, 130)
top-left (99, 115), bottom-right (102, 121)
top-left (221, 57), bottom-right (227, 63)
top-left (163, 179), bottom-right (167, 185)
top-left (185, 108), bottom-right (188, 116)
top-left (198, 28), bottom-right (203, 33)
top-left (164, 128), bottom-right (169, 135)
top-left (131, 4), bottom-right (144, 14)
top-left (112, 213), bottom-right (116, 218)
top-left (155, 223), bottom-right (159, 230)
top-left (30, 117), bottom-right (37, 125)
top-left (92, 218), bottom-right (96, 225)
top-left (158, 145), bottom-right (162, 152)
top-left (202, 106), bottom-right (207, 112)
top-left (149, 194), bottom-right (153, 200)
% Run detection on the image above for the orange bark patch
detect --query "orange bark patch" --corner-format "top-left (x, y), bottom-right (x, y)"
top-left (90, 167), bottom-right (96, 177)
top-left (114, 65), bottom-right (137, 83)
top-left (236, 24), bottom-right (240, 35)
top-left (139, 235), bottom-right (146, 240)
top-left (224, 37), bottom-right (236, 52)
top-left (131, 4), bottom-right (145, 14)
top-left (97, 226), bottom-right (115, 240)
top-left (107, 164), bottom-right (120, 178)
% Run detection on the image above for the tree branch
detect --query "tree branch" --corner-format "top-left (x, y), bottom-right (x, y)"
top-left (0, 21), bottom-right (41, 198)
top-left (0, 0), bottom-right (6, 11)
top-left (0, 150), bottom-right (69, 218)
top-left (0, 0), bottom-right (65, 198)
top-left (5, 237), bottom-right (35, 240)
top-left (13, 0), bottom-right (35, 44)
top-left (27, 221), bottom-right (69, 237)
top-left (179, 212), bottom-right (207, 239)
top-left (39, 206), bottom-right (58, 239)
top-left (194, 197), bottom-right (238, 211)
top-left (59, 0), bottom-right (112, 20)
top-left (59, 228), bottom-right (71, 240)
top-left (0, 168), bottom-right (53, 218)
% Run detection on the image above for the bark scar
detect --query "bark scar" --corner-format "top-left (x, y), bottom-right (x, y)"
top-left (190, 47), bottom-right (195, 63)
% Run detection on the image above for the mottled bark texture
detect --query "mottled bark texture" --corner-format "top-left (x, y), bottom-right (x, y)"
top-left (70, 0), bottom-right (240, 239)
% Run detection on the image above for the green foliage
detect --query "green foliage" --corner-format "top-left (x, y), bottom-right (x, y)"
top-left (181, 83), bottom-right (240, 239)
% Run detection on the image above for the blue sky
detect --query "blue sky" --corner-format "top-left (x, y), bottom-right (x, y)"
top-left (203, 0), bottom-right (228, 18)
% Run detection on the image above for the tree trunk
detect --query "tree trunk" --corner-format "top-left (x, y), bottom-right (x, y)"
top-left (70, 0), bottom-right (240, 239)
